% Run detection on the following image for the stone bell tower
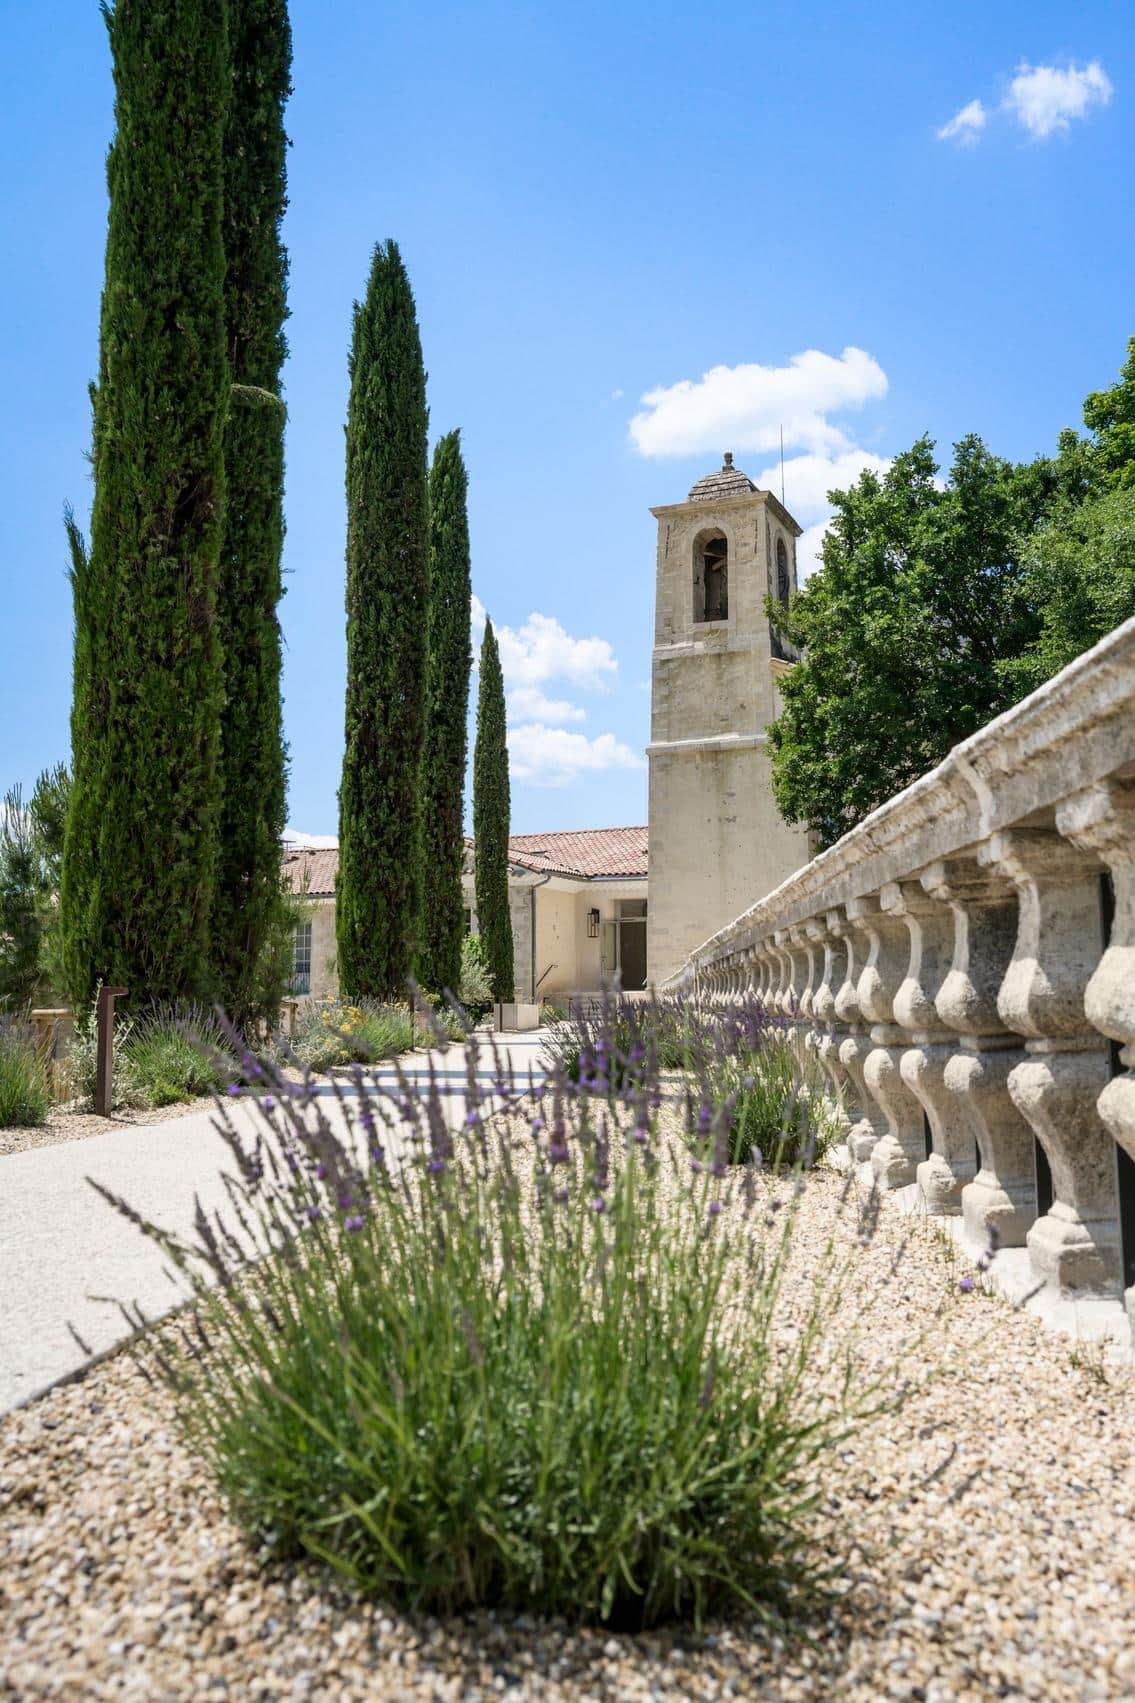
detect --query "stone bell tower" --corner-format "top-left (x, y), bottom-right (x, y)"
top-left (647, 453), bottom-right (811, 984)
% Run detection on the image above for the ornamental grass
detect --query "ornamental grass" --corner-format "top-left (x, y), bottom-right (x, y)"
top-left (98, 1000), bottom-right (897, 1629)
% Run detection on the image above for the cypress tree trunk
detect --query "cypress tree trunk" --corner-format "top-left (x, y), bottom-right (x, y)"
top-left (61, 0), bottom-right (229, 1009)
top-left (420, 430), bottom-right (472, 996)
top-left (213, 0), bottom-right (292, 1031)
top-left (337, 242), bottom-right (430, 999)
top-left (473, 619), bottom-right (514, 1001)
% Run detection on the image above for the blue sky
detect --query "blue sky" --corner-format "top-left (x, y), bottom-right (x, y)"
top-left (1, 0), bottom-right (1131, 837)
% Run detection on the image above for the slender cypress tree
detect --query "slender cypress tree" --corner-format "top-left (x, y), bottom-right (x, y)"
top-left (61, 0), bottom-right (229, 1009)
top-left (212, 0), bottom-right (292, 1029)
top-left (337, 242), bottom-right (430, 998)
top-left (419, 430), bottom-right (472, 996)
top-left (473, 619), bottom-right (514, 1002)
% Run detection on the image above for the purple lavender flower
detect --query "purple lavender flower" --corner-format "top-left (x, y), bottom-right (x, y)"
top-left (227, 1083), bottom-right (241, 1098)
top-left (959, 1276), bottom-right (974, 1294)
top-left (708, 1200), bottom-right (721, 1216)
top-left (262, 1095), bottom-right (276, 1113)
top-left (593, 1197), bottom-right (605, 1213)
top-left (344, 1214), bottom-right (365, 1232)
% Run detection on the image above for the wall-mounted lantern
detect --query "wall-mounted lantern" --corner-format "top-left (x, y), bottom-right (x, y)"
top-left (587, 907), bottom-right (601, 938)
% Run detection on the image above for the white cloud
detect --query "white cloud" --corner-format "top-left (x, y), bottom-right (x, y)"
top-left (1004, 60), bottom-right (1112, 139)
top-left (283, 828), bottom-right (338, 848)
top-left (937, 98), bottom-right (987, 144)
top-left (610, 387), bottom-right (625, 400)
top-left (507, 686), bottom-right (586, 725)
top-left (507, 724), bottom-right (643, 788)
top-left (471, 595), bottom-right (618, 693)
top-left (628, 346), bottom-right (887, 460)
top-left (755, 449), bottom-right (892, 521)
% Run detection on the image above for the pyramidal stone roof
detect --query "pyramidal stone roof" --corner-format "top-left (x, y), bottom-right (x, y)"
top-left (282, 826), bottom-right (649, 896)
top-left (688, 451), bottom-right (758, 503)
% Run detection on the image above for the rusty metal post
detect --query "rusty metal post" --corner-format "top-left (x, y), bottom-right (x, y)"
top-left (94, 985), bottom-right (127, 1117)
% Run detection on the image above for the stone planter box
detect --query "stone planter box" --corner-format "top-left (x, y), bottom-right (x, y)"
top-left (495, 1002), bottom-right (540, 1032)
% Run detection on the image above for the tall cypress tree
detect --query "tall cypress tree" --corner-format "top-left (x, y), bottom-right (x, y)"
top-left (420, 430), bottom-right (472, 996)
top-left (337, 242), bottom-right (430, 999)
top-left (212, 0), bottom-right (292, 1029)
top-left (473, 619), bottom-right (514, 1002)
top-left (61, 0), bottom-right (229, 1009)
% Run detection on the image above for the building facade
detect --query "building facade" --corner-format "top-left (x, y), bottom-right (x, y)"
top-left (646, 454), bottom-right (812, 985)
top-left (281, 826), bottom-right (648, 1004)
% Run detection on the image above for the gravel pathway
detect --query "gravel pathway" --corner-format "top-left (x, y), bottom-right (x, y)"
top-left (3, 1168), bottom-right (1133, 1700)
top-left (0, 1095), bottom-right (215, 1160)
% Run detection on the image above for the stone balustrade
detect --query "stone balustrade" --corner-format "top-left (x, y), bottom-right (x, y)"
top-left (663, 614), bottom-right (1135, 1333)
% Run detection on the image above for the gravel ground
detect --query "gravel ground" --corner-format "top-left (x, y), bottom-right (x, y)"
top-left (3, 1160), bottom-right (1134, 1701)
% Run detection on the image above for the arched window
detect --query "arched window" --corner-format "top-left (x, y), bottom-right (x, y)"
top-left (694, 532), bottom-right (728, 623)
top-left (775, 536), bottom-right (791, 605)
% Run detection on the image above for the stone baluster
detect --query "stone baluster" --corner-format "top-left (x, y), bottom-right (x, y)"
top-left (884, 880), bottom-right (974, 1216)
top-left (832, 899), bottom-right (889, 1164)
top-left (755, 943), bottom-right (775, 1008)
top-left (985, 828), bottom-right (1123, 1292)
top-left (790, 923), bottom-right (819, 1068)
top-left (809, 914), bottom-right (851, 1134)
top-left (923, 858), bottom-right (1037, 1248)
top-left (851, 893), bottom-right (928, 1190)
top-left (768, 931), bottom-right (791, 1019)
top-left (1056, 777), bottom-right (1135, 1321)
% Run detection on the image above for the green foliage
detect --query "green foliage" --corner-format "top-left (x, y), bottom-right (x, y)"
top-left (459, 932), bottom-right (494, 1023)
top-left (701, 1031), bottom-right (834, 1170)
top-left (998, 490), bottom-right (1135, 698)
top-left (473, 619), bottom-right (514, 1000)
top-left (66, 991), bottom-right (137, 1111)
top-left (0, 1028), bottom-right (51, 1128)
top-left (1082, 335), bottom-right (1135, 492)
top-left (212, 0), bottom-right (292, 1032)
top-left (768, 437), bottom-right (1058, 846)
top-left (768, 338), bottom-right (1135, 847)
top-left (290, 997), bottom-right (416, 1073)
top-left (419, 431), bottom-right (472, 997)
top-left (121, 1006), bottom-right (228, 1108)
top-left (0, 766), bottom-right (69, 1011)
top-left (126, 1020), bottom-right (889, 1629)
top-left (61, 0), bottom-right (230, 1009)
top-left (337, 242), bottom-right (430, 1000)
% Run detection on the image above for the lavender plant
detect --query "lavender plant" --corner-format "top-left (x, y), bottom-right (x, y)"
top-left (98, 1001), bottom-right (889, 1629)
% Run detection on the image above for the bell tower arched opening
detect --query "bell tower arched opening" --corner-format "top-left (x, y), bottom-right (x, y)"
top-left (693, 530), bottom-right (728, 623)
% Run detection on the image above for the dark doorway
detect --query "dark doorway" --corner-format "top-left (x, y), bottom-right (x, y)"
top-left (617, 900), bottom-right (648, 991)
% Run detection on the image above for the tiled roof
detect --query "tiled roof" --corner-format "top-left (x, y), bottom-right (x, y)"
top-left (282, 826), bottom-right (648, 894)
top-left (688, 452), bottom-right (757, 503)
top-left (281, 845), bottom-right (339, 897)
top-left (504, 826), bottom-right (648, 879)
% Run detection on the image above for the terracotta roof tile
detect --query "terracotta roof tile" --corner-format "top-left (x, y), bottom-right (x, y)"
top-left (504, 827), bottom-right (648, 879)
top-left (282, 826), bottom-right (648, 895)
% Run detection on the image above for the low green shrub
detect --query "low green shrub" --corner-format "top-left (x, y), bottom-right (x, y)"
top-left (700, 1031), bottom-right (834, 1170)
top-left (121, 1007), bottom-right (227, 1107)
top-left (291, 998), bottom-right (417, 1073)
top-left (0, 1027), bottom-right (51, 1127)
top-left (459, 934), bottom-right (494, 1024)
top-left (65, 991), bottom-right (138, 1110)
top-left (111, 1005), bottom-right (896, 1630)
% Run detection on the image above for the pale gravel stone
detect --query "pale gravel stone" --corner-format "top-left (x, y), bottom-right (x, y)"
top-left (0, 1094), bottom-right (215, 1159)
top-left (2, 1169), bottom-right (1134, 1699)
